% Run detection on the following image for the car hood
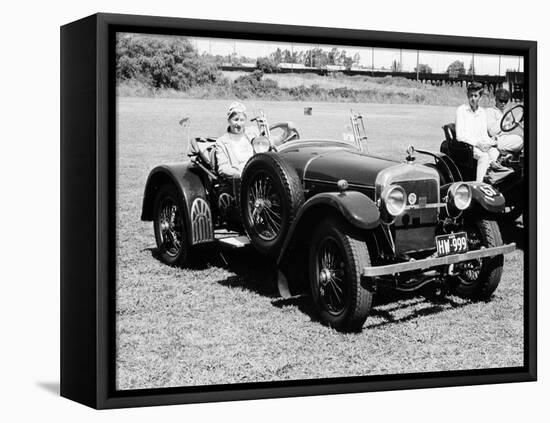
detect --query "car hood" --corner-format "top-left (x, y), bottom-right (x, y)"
top-left (278, 140), bottom-right (399, 188)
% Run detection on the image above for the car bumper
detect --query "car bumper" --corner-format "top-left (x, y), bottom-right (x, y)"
top-left (362, 243), bottom-right (516, 277)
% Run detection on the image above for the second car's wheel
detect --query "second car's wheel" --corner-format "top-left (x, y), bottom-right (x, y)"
top-left (452, 218), bottom-right (504, 300)
top-left (240, 152), bottom-right (304, 256)
top-left (153, 184), bottom-right (190, 267)
top-left (309, 218), bottom-right (373, 332)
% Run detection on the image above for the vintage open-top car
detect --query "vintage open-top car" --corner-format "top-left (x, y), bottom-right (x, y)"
top-left (441, 103), bottom-right (524, 219)
top-left (141, 110), bottom-right (515, 332)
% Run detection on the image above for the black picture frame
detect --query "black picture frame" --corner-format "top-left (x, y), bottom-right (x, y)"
top-left (60, 12), bottom-right (537, 409)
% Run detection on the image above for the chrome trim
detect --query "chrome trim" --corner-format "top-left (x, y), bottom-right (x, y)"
top-left (191, 198), bottom-right (214, 244)
top-left (278, 138), bottom-right (357, 151)
top-left (303, 177), bottom-right (375, 191)
top-left (362, 243), bottom-right (515, 277)
top-left (405, 202), bottom-right (446, 210)
top-left (302, 153), bottom-right (325, 181)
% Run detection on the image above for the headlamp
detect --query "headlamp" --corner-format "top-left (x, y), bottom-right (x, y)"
top-left (252, 136), bottom-right (270, 154)
top-left (446, 182), bottom-right (472, 216)
top-left (381, 185), bottom-right (406, 218)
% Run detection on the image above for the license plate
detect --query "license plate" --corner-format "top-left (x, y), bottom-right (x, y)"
top-left (435, 232), bottom-right (468, 257)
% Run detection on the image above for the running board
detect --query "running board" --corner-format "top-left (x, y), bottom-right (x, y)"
top-left (217, 236), bottom-right (251, 248)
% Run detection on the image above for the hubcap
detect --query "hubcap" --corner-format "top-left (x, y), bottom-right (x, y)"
top-left (247, 172), bottom-right (282, 241)
top-left (319, 268), bottom-right (332, 286)
top-left (316, 238), bottom-right (347, 315)
top-left (158, 199), bottom-right (183, 257)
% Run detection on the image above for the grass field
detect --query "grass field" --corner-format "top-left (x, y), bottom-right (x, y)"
top-left (115, 97), bottom-right (524, 390)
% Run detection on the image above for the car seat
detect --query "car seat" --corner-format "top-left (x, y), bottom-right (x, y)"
top-left (189, 137), bottom-right (218, 177)
top-left (441, 123), bottom-right (476, 181)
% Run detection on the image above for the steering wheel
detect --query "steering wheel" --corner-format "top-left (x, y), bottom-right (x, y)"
top-left (500, 104), bottom-right (524, 132)
top-left (269, 122), bottom-right (300, 145)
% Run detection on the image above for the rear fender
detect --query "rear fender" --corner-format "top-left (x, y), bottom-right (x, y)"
top-left (277, 191), bottom-right (380, 265)
top-left (141, 162), bottom-right (214, 245)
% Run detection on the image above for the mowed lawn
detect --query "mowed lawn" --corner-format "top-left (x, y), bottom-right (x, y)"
top-left (116, 97), bottom-right (525, 390)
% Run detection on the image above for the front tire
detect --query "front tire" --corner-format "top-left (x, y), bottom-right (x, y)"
top-left (309, 218), bottom-right (373, 332)
top-left (153, 185), bottom-right (190, 267)
top-left (452, 218), bottom-right (504, 299)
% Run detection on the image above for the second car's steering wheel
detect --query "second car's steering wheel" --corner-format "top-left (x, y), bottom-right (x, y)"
top-left (500, 104), bottom-right (524, 132)
top-left (269, 122), bottom-right (300, 145)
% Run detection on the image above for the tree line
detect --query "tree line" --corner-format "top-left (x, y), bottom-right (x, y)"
top-left (116, 35), bottom-right (225, 90)
top-left (116, 34), bottom-right (495, 92)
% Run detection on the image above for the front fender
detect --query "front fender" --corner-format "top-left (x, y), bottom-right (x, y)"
top-left (415, 147), bottom-right (463, 184)
top-left (302, 191), bottom-right (380, 230)
top-left (468, 182), bottom-right (506, 213)
top-left (277, 191), bottom-right (380, 264)
top-left (441, 181), bottom-right (505, 214)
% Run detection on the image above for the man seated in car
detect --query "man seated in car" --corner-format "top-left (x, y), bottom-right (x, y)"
top-left (215, 102), bottom-right (258, 178)
top-left (455, 81), bottom-right (501, 182)
top-left (485, 88), bottom-right (523, 154)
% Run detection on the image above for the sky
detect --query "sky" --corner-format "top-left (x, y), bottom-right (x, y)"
top-left (192, 37), bottom-right (523, 75)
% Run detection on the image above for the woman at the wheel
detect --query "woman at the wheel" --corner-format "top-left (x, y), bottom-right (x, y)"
top-left (215, 102), bottom-right (257, 178)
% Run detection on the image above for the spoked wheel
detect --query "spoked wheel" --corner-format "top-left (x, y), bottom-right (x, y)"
top-left (309, 218), bottom-right (373, 332)
top-left (247, 171), bottom-right (284, 242)
top-left (315, 237), bottom-right (349, 316)
top-left (153, 185), bottom-right (189, 266)
top-left (452, 218), bottom-right (504, 299)
top-left (240, 152), bottom-right (304, 256)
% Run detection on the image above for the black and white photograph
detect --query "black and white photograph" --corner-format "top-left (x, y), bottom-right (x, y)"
top-left (115, 32), bottom-right (527, 390)
top-left (3, 0), bottom-right (548, 420)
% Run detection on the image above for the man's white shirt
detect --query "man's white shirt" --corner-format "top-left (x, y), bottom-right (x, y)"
top-left (455, 104), bottom-right (492, 147)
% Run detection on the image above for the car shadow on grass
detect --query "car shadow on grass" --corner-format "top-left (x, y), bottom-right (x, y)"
top-left (145, 245), bottom-right (234, 271)
top-left (145, 244), bottom-right (479, 331)
top-left (364, 287), bottom-right (471, 329)
top-left (213, 247), bottom-right (474, 330)
top-left (204, 245), bottom-right (280, 298)
top-left (271, 287), bottom-right (473, 330)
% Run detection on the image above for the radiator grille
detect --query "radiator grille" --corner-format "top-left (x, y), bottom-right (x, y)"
top-left (393, 178), bottom-right (439, 254)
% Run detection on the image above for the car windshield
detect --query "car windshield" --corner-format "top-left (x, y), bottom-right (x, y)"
top-left (251, 107), bottom-right (362, 148)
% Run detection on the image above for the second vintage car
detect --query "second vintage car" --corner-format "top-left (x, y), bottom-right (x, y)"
top-left (141, 111), bottom-right (515, 332)
top-left (441, 103), bottom-right (525, 220)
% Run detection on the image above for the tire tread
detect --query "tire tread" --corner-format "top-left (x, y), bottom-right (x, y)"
top-left (240, 152), bottom-right (304, 255)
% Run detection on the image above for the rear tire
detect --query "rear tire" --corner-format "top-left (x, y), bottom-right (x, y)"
top-left (153, 185), bottom-right (190, 267)
top-left (309, 218), bottom-right (373, 332)
top-left (452, 218), bottom-right (504, 299)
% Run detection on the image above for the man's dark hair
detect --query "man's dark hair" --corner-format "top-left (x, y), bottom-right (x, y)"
top-left (467, 81), bottom-right (484, 93)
